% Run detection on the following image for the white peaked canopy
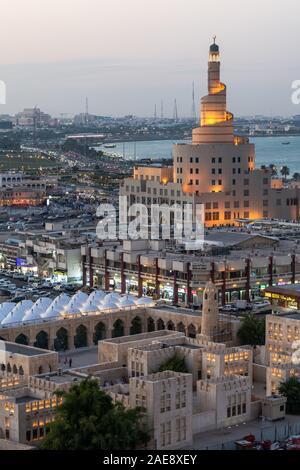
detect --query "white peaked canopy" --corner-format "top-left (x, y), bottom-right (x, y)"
top-left (81, 290), bottom-right (106, 312)
top-left (119, 295), bottom-right (136, 307)
top-left (23, 297), bottom-right (52, 322)
top-left (41, 294), bottom-right (70, 319)
top-left (135, 297), bottom-right (155, 306)
top-left (80, 301), bottom-right (101, 313)
top-left (102, 292), bottom-right (121, 306)
top-left (67, 307), bottom-right (81, 315)
top-left (0, 302), bottom-right (15, 322)
top-left (65, 291), bottom-right (89, 311)
top-left (51, 293), bottom-right (70, 308)
top-left (1, 300), bottom-right (34, 325)
top-left (124, 294), bottom-right (137, 303)
top-left (101, 298), bottom-right (119, 310)
top-left (87, 290), bottom-right (106, 303)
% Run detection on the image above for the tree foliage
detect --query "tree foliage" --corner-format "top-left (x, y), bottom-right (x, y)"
top-left (41, 378), bottom-right (150, 450)
top-left (280, 165), bottom-right (290, 181)
top-left (279, 377), bottom-right (300, 414)
top-left (237, 314), bottom-right (265, 346)
top-left (158, 354), bottom-right (188, 373)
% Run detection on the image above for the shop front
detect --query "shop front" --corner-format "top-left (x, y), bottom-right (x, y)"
top-left (264, 285), bottom-right (300, 310)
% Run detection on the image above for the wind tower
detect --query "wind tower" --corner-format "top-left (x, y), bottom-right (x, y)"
top-left (201, 282), bottom-right (219, 339)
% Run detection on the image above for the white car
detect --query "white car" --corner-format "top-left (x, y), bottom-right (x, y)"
top-left (252, 300), bottom-right (271, 309)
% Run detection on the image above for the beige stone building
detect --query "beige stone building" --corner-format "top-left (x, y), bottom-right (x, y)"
top-left (265, 312), bottom-right (300, 395)
top-left (129, 371), bottom-right (193, 450)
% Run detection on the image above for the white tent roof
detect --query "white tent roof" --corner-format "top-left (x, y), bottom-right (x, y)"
top-left (102, 292), bottom-right (121, 306)
top-left (23, 297), bottom-right (52, 322)
top-left (88, 290), bottom-right (106, 303)
top-left (66, 291), bottom-right (89, 310)
top-left (135, 297), bottom-right (155, 306)
top-left (0, 302), bottom-right (15, 322)
top-left (119, 295), bottom-right (136, 307)
top-left (41, 294), bottom-right (70, 319)
top-left (81, 299), bottom-right (101, 313)
top-left (101, 299), bottom-right (119, 310)
top-left (1, 300), bottom-right (34, 325)
top-left (67, 307), bottom-right (82, 315)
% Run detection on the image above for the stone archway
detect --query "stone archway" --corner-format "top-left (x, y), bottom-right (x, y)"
top-left (34, 330), bottom-right (49, 350)
top-left (54, 327), bottom-right (68, 351)
top-left (167, 320), bottom-right (175, 331)
top-left (112, 319), bottom-right (124, 338)
top-left (130, 316), bottom-right (142, 335)
top-left (19, 366), bottom-right (24, 375)
top-left (157, 318), bottom-right (165, 331)
top-left (93, 322), bottom-right (107, 344)
top-left (177, 322), bottom-right (186, 334)
top-left (187, 323), bottom-right (196, 338)
top-left (74, 324), bottom-right (88, 349)
top-left (147, 317), bottom-right (155, 332)
top-left (15, 333), bottom-right (29, 345)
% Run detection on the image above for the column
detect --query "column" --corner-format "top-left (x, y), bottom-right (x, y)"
top-left (120, 253), bottom-right (126, 294)
top-left (173, 271), bottom-right (178, 305)
top-left (210, 261), bottom-right (215, 283)
top-left (137, 255), bottom-right (143, 298)
top-left (291, 254), bottom-right (296, 284)
top-left (87, 322), bottom-right (94, 347)
top-left (82, 254), bottom-right (87, 287)
top-left (268, 256), bottom-right (273, 287)
top-left (49, 329), bottom-right (56, 351)
top-left (187, 262), bottom-right (192, 305)
top-left (221, 269), bottom-right (226, 306)
top-left (245, 258), bottom-right (250, 302)
top-left (155, 258), bottom-right (160, 299)
top-left (104, 250), bottom-right (109, 291)
top-left (89, 247), bottom-right (94, 288)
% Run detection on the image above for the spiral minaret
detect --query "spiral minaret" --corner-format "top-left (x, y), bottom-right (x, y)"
top-left (192, 37), bottom-right (235, 144)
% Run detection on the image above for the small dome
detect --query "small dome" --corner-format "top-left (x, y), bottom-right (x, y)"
top-left (210, 43), bottom-right (219, 53)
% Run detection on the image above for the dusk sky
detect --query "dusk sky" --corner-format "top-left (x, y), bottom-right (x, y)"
top-left (1, 0), bottom-right (300, 117)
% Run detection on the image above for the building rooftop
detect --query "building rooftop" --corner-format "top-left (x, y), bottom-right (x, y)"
top-left (0, 341), bottom-right (52, 357)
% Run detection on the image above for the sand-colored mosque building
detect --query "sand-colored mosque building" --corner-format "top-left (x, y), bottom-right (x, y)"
top-left (121, 39), bottom-right (300, 226)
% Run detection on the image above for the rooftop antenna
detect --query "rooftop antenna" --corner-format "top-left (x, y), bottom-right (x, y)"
top-left (85, 97), bottom-right (89, 125)
top-left (173, 99), bottom-right (178, 121)
top-left (154, 103), bottom-right (157, 120)
top-left (191, 81), bottom-right (196, 122)
top-left (33, 105), bottom-right (38, 146)
top-left (160, 99), bottom-right (164, 119)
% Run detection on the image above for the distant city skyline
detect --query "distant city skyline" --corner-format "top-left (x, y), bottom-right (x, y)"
top-left (0, 0), bottom-right (300, 117)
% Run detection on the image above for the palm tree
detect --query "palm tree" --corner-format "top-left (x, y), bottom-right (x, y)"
top-left (280, 165), bottom-right (290, 182)
top-left (268, 164), bottom-right (278, 177)
top-left (293, 172), bottom-right (300, 181)
top-left (279, 376), bottom-right (300, 414)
